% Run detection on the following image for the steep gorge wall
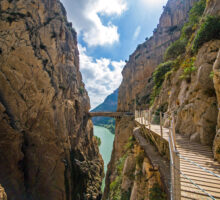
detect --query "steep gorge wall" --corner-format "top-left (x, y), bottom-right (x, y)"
top-left (151, 0), bottom-right (220, 160)
top-left (118, 0), bottom-right (198, 112)
top-left (104, 1), bottom-right (198, 199)
top-left (0, 0), bottom-right (103, 199)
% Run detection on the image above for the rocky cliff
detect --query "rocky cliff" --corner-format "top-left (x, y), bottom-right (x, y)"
top-left (104, 0), bottom-right (202, 199)
top-left (150, 0), bottom-right (220, 160)
top-left (118, 0), bottom-right (198, 111)
top-left (0, 0), bottom-right (103, 199)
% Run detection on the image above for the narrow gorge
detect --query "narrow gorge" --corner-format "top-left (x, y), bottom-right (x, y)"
top-left (0, 0), bottom-right (220, 200)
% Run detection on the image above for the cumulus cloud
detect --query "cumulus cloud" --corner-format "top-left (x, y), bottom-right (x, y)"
top-left (139, 0), bottom-right (167, 9)
top-left (61, 0), bottom-right (127, 46)
top-left (133, 26), bottom-right (141, 40)
top-left (78, 45), bottom-right (125, 109)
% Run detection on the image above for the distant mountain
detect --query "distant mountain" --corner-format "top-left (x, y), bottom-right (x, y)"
top-left (91, 89), bottom-right (118, 133)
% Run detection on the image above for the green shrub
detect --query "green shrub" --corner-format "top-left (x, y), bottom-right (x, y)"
top-left (179, 57), bottom-right (196, 80)
top-left (181, 23), bottom-right (194, 40)
top-left (192, 16), bottom-right (220, 52)
top-left (164, 39), bottom-right (187, 60)
top-left (153, 61), bottom-right (174, 88)
top-left (149, 183), bottom-right (167, 200)
top-left (210, 71), bottom-right (214, 79)
top-left (188, 0), bottom-right (206, 24)
top-left (121, 190), bottom-right (131, 200)
top-left (110, 176), bottom-right (121, 200)
top-left (150, 61), bottom-right (174, 105)
top-left (165, 0), bottom-right (206, 58)
top-left (94, 136), bottom-right (101, 146)
top-left (110, 153), bottom-right (128, 199)
top-left (79, 86), bottom-right (84, 94)
top-left (124, 136), bottom-right (135, 150)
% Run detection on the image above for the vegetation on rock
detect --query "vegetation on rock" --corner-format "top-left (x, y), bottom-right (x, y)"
top-left (109, 137), bottom-right (135, 200)
top-left (179, 57), bottom-right (196, 81)
top-left (193, 16), bottom-right (220, 52)
top-left (149, 183), bottom-right (167, 200)
top-left (150, 61), bottom-right (174, 105)
top-left (164, 39), bottom-right (187, 61)
top-left (95, 136), bottom-right (101, 146)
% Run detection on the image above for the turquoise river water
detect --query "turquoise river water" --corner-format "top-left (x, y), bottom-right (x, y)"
top-left (94, 125), bottom-right (115, 190)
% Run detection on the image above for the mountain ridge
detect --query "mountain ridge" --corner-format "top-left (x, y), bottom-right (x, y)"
top-left (91, 89), bottom-right (118, 133)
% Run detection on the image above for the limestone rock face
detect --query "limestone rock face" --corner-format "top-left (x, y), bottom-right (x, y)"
top-left (0, 0), bottom-right (103, 199)
top-left (118, 0), bottom-right (198, 112)
top-left (154, 41), bottom-right (219, 146)
top-left (213, 49), bottom-right (220, 161)
top-left (104, 0), bottom-right (199, 198)
top-left (0, 185), bottom-right (7, 200)
top-left (103, 117), bottom-right (135, 198)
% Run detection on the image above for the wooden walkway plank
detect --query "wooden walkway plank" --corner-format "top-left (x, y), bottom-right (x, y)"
top-left (135, 116), bottom-right (220, 200)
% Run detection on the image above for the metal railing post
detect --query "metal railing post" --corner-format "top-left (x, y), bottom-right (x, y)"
top-left (172, 113), bottom-right (177, 148)
top-left (173, 151), bottom-right (181, 200)
top-left (160, 112), bottom-right (163, 138)
top-left (139, 110), bottom-right (140, 123)
top-left (169, 114), bottom-right (181, 200)
top-left (144, 110), bottom-right (146, 125)
top-left (141, 110), bottom-right (144, 124)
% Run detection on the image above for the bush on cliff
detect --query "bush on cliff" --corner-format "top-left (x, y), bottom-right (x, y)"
top-left (94, 136), bottom-right (101, 146)
top-left (149, 183), bottom-right (167, 200)
top-left (164, 39), bottom-right (187, 60)
top-left (181, 0), bottom-right (205, 40)
top-left (192, 16), bottom-right (220, 52)
top-left (150, 61), bottom-right (174, 105)
top-left (164, 0), bottom-right (206, 60)
top-left (188, 0), bottom-right (206, 24)
top-left (153, 61), bottom-right (174, 89)
top-left (109, 137), bottom-right (135, 199)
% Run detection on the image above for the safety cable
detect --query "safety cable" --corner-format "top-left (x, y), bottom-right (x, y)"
top-left (178, 154), bottom-right (220, 180)
top-left (173, 165), bottom-right (216, 200)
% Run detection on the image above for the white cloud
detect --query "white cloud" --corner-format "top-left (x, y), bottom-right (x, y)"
top-left (139, 0), bottom-right (167, 9)
top-left (61, 0), bottom-right (127, 46)
top-left (78, 45), bottom-right (125, 108)
top-left (133, 26), bottom-right (141, 40)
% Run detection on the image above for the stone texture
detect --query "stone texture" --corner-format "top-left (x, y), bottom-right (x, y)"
top-left (103, 117), bottom-right (135, 199)
top-left (104, 0), bottom-right (197, 199)
top-left (155, 40), bottom-right (219, 146)
top-left (0, 185), bottom-right (7, 200)
top-left (190, 132), bottom-right (200, 143)
top-left (104, 0), bottom-right (198, 199)
top-left (117, 0), bottom-right (198, 112)
top-left (121, 154), bottom-right (136, 191)
top-left (213, 49), bottom-right (220, 162)
top-left (0, 0), bottom-right (103, 199)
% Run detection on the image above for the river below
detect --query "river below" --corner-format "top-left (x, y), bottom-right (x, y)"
top-left (94, 125), bottom-right (115, 191)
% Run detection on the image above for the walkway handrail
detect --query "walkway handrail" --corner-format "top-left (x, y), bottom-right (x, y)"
top-left (169, 114), bottom-right (181, 200)
top-left (135, 109), bottom-right (181, 199)
top-left (178, 154), bottom-right (220, 179)
top-left (135, 109), bottom-right (220, 200)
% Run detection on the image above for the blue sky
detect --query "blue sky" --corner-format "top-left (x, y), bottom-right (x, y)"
top-left (61, 0), bottom-right (168, 109)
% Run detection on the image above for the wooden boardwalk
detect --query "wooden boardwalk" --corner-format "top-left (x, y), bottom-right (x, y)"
top-left (135, 117), bottom-right (220, 200)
